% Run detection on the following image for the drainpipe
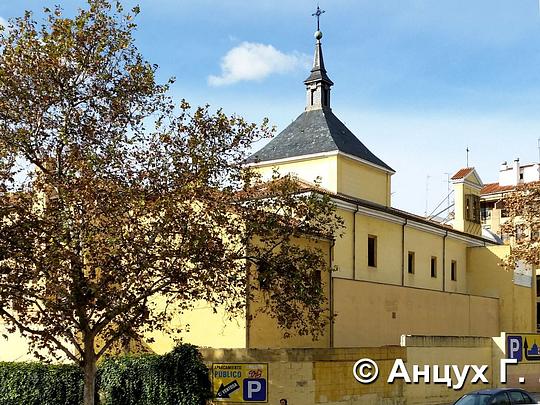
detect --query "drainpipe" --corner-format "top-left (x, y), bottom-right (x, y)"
top-left (329, 239), bottom-right (335, 348)
top-left (245, 243), bottom-right (251, 349)
top-left (352, 204), bottom-right (359, 280)
top-left (401, 219), bottom-right (408, 286)
top-left (443, 230), bottom-right (448, 292)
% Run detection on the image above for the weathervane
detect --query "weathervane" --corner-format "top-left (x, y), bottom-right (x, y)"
top-left (312, 5), bottom-right (325, 31)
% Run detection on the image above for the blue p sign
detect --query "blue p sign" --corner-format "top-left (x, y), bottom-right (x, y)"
top-left (507, 335), bottom-right (523, 362)
top-left (243, 378), bottom-right (266, 401)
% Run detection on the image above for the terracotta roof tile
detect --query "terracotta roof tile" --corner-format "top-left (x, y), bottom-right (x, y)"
top-left (481, 180), bottom-right (540, 195)
top-left (451, 168), bottom-right (474, 180)
top-left (481, 183), bottom-right (515, 195)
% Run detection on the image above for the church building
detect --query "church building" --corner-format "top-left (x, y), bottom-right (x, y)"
top-left (138, 22), bottom-right (536, 353)
top-left (241, 25), bottom-right (536, 349)
top-left (1, 18), bottom-right (536, 363)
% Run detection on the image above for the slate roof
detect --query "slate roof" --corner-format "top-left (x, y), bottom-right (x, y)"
top-left (246, 108), bottom-right (394, 172)
top-left (304, 41), bottom-right (333, 86)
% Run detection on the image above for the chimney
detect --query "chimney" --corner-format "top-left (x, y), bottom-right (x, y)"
top-left (513, 158), bottom-right (520, 185)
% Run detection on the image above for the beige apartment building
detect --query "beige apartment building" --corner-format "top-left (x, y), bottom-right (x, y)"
top-left (480, 158), bottom-right (540, 331)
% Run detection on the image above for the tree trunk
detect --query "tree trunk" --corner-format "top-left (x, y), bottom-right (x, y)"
top-left (83, 336), bottom-right (97, 405)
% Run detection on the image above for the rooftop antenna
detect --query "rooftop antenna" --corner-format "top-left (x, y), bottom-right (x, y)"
top-left (444, 172), bottom-right (451, 212)
top-left (312, 4), bottom-right (325, 31)
top-left (466, 146), bottom-right (470, 167)
top-left (425, 175), bottom-right (431, 217)
top-left (537, 138), bottom-right (540, 163)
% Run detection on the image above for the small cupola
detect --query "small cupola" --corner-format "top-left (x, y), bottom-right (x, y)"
top-left (304, 7), bottom-right (334, 111)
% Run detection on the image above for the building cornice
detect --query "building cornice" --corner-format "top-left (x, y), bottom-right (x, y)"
top-left (337, 152), bottom-right (396, 175)
top-left (453, 178), bottom-right (483, 190)
top-left (245, 150), bottom-right (395, 175)
top-left (245, 151), bottom-right (338, 168)
top-left (330, 195), bottom-right (491, 247)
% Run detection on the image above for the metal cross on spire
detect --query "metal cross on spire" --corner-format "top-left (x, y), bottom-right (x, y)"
top-left (312, 5), bottom-right (325, 31)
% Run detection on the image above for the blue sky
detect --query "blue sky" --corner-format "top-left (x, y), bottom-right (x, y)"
top-left (1, 0), bottom-right (540, 215)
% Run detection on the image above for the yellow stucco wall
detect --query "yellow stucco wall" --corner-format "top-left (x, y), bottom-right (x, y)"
top-left (351, 214), bottom-right (403, 284)
top-left (336, 155), bottom-right (391, 206)
top-left (251, 153), bottom-right (392, 206)
top-left (467, 245), bottom-right (536, 333)
top-left (403, 227), bottom-right (444, 290)
top-left (333, 211), bottom-right (403, 284)
top-left (444, 237), bottom-right (468, 293)
top-left (333, 209), bottom-right (470, 294)
top-left (253, 155), bottom-right (339, 193)
top-left (247, 238), bottom-right (331, 349)
top-left (204, 336), bottom-right (532, 405)
top-left (0, 301), bottom-right (248, 362)
top-left (145, 301), bottom-right (247, 354)
top-left (332, 208), bottom-right (355, 279)
top-left (332, 278), bottom-right (499, 347)
top-left (201, 347), bottom-right (406, 405)
top-left (0, 325), bottom-right (40, 362)
top-left (403, 335), bottom-right (494, 405)
top-left (454, 182), bottom-right (482, 236)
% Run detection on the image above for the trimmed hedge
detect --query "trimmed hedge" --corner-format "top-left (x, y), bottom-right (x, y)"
top-left (98, 344), bottom-right (212, 405)
top-left (0, 362), bottom-right (83, 405)
top-left (0, 345), bottom-right (211, 405)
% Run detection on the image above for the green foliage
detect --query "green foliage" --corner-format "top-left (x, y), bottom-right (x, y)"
top-left (0, 345), bottom-right (211, 405)
top-left (0, 362), bottom-right (83, 405)
top-left (98, 345), bottom-right (211, 405)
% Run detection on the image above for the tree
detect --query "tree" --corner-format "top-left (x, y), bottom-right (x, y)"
top-left (0, 2), bottom-right (342, 405)
top-left (501, 182), bottom-right (540, 268)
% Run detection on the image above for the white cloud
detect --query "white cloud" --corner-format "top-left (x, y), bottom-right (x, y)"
top-left (208, 42), bottom-right (309, 86)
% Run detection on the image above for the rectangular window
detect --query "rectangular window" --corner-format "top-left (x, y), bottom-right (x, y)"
top-left (451, 260), bottom-right (457, 281)
top-left (480, 206), bottom-right (492, 221)
top-left (465, 194), bottom-right (481, 223)
top-left (431, 256), bottom-right (437, 278)
top-left (367, 235), bottom-right (377, 267)
top-left (313, 269), bottom-right (322, 288)
top-left (407, 251), bottom-right (415, 274)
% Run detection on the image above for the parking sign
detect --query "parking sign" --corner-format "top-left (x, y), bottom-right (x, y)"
top-left (212, 363), bottom-right (268, 402)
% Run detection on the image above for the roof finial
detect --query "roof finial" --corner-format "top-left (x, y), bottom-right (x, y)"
top-left (312, 5), bottom-right (325, 38)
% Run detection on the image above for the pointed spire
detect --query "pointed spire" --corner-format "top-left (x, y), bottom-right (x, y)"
top-left (305, 7), bottom-right (333, 111)
top-left (304, 34), bottom-right (334, 86)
